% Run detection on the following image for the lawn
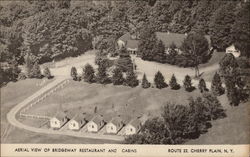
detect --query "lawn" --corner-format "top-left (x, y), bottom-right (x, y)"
top-left (25, 80), bottom-right (202, 126)
top-left (1, 78), bottom-right (52, 142)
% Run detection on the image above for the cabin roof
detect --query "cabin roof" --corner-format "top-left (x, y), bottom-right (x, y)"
top-left (128, 118), bottom-right (141, 128)
top-left (109, 116), bottom-right (124, 126)
top-left (72, 113), bottom-right (86, 123)
top-left (91, 114), bottom-right (104, 124)
top-left (54, 112), bottom-right (67, 121)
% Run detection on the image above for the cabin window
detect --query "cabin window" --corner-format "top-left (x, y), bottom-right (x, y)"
top-left (73, 123), bottom-right (75, 127)
top-left (111, 126), bottom-right (113, 130)
top-left (92, 125), bottom-right (94, 128)
top-left (54, 121), bottom-right (57, 124)
top-left (130, 128), bottom-right (133, 132)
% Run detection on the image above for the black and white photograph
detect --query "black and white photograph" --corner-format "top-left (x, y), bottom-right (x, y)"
top-left (0, 0), bottom-right (249, 156)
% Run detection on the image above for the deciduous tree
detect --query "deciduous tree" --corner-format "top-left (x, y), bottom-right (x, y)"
top-left (181, 33), bottom-right (210, 78)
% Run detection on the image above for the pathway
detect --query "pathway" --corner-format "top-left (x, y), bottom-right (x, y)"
top-left (6, 76), bottom-right (124, 141)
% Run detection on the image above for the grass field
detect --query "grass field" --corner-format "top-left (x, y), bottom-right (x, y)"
top-left (25, 80), bottom-right (202, 124)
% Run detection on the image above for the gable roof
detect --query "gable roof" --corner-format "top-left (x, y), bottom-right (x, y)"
top-left (72, 113), bottom-right (87, 123)
top-left (109, 116), bottom-right (124, 126)
top-left (127, 118), bottom-right (141, 128)
top-left (119, 32), bottom-right (211, 49)
top-left (91, 114), bottom-right (104, 124)
top-left (54, 112), bottom-right (67, 121)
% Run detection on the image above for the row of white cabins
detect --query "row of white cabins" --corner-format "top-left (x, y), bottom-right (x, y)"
top-left (50, 112), bottom-right (141, 136)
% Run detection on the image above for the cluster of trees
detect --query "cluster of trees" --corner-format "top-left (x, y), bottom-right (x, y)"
top-left (125, 93), bottom-right (226, 144)
top-left (71, 45), bottom-right (139, 87)
top-left (219, 53), bottom-right (249, 106)
top-left (24, 53), bottom-right (52, 79)
top-left (138, 30), bottom-right (211, 77)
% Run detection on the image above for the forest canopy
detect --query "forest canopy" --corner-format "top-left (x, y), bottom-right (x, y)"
top-left (0, 0), bottom-right (249, 65)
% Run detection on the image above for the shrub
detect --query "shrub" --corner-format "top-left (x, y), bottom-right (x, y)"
top-left (198, 78), bottom-right (208, 93)
top-left (125, 70), bottom-right (139, 87)
top-left (112, 67), bottom-right (124, 85)
top-left (43, 67), bottom-right (52, 79)
top-left (202, 92), bottom-right (226, 120)
top-left (96, 60), bottom-right (110, 84)
top-left (154, 71), bottom-right (167, 89)
top-left (116, 45), bottom-right (133, 72)
top-left (141, 73), bottom-right (151, 88)
top-left (30, 62), bottom-right (42, 78)
top-left (169, 74), bottom-right (180, 90)
top-left (188, 97), bottom-right (211, 134)
top-left (183, 75), bottom-right (194, 92)
top-left (70, 67), bottom-right (77, 81)
top-left (18, 72), bottom-right (27, 80)
top-left (83, 64), bottom-right (95, 83)
top-left (211, 72), bottom-right (225, 96)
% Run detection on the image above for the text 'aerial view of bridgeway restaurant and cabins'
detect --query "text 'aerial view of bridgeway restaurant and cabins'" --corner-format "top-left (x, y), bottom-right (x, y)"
top-left (0, 0), bottom-right (249, 146)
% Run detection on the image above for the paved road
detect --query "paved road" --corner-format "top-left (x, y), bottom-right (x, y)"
top-left (6, 76), bottom-right (124, 141)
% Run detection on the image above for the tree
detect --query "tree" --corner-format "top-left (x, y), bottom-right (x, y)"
top-left (43, 67), bottom-right (52, 79)
top-left (70, 67), bottom-right (77, 81)
top-left (30, 61), bottom-right (42, 78)
top-left (162, 103), bottom-right (189, 143)
top-left (153, 40), bottom-right (166, 63)
top-left (211, 72), bottom-right (225, 96)
top-left (198, 78), bottom-right (208, 93)
top-left (166, 42), bottom-right (178, 64)
top-left (116, 45), bottom-right (133, 72)
top-left (232, 2), bottom-right (250, 58)
top-left (125, 69), bottom-right (139, 87)
top-left (154, 71), bottom-right (167, 89)
top-left (219, 53), bottom-right (241, 106)
top-left (181, 33), bottom-right (210, 78)
top-left (83, 64), bottom-right (95, 83)
top-left (21, 9), bottom-right (92, 63)
top-left (183, 75), bottom-right (193, 92)
top-left (169, 74), bottom-right (180, 90)
top-left (188, 97), bottom-right (211, 134)
top-left (138, 25), bottom-right (157, 60)
top-left (24, 53), bottom-right (35, 78)
top-left (112, 67), bottom-right (124, 85)
top-left (202, 92), bottom-right (226, 120)
top-left (209, 3), bottom-right (236, 51)
top-left (141, 73), bottom-right (151, 88)
top-left (96, 60), bottom-right (110, 84)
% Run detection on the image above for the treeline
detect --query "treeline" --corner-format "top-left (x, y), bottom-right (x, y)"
top-left (1, 0), bottom-right (249, 65)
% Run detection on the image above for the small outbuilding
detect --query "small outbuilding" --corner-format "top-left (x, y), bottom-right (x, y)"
top-left (124, 119), bottom-right (141, 135)
top-left (68, 114), bottom-right (87, 130)
top-left (87, 115), bottom-right (105, 133)
top-left (106, 117), bottom-right (124, 134)
top-left (50, 112), bottom-right (69, 129)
